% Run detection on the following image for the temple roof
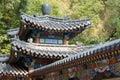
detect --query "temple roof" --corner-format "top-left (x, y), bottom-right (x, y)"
top-left (12, 39), bottom-right (92, 59)
top-left (21, 12), bottom-right (91, 32)
top-left (0, 54), bottom-right (10, 62)
top-left (0, 54), bottom-right (28, 76)
top-left (29, 39), bottom-right (120, 76)
top-left (0, 62), bottom-right (28, 76)
top-left (7, 28), bottom-right (19, 38)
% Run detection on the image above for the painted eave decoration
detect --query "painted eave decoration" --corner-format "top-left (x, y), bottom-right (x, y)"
top-left (29, 38), bottom-right (120, 75)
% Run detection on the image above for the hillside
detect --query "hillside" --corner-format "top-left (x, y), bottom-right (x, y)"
top-left (0, 0), bottom-right (120, 54)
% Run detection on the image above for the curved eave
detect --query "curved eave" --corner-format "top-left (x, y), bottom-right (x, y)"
top-left (29, 38), bottom-right (120, 77)
top-left (0, 54), bottom-right (10, 62)
top-left (0, 57), bottom-right (9, 62)
top-left (20, 13), bottom-right (91, 32)
top-left (0, 62), bottom-right (28, 76)
top-left (0, 55), bottom-right (28, 76)
top-left (12, 39), bottom-right (78, 59)
top-left (24, 21), bottom-right (90, 32)
top-left (7, 28), bottom-right (19, 38)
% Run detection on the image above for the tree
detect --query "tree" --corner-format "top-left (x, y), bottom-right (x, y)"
top-left (0, 0), bottom-right (120, 53)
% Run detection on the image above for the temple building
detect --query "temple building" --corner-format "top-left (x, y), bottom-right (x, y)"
top-left (1, 3), bottom-right (120, 80)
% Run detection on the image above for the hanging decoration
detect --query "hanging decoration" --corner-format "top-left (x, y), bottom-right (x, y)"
top-left (68, 67), bottom-right (75, 78)
top-left (75, 66), bottom-right (83, 72)
top-left (94, 65), bottom-right (110, 73)
top-left (90, 62), bottom-right (98, 68)
top-left (111, 62), bottom-right (120, 76)
top-left (108, 57), bottom-right (116, 64)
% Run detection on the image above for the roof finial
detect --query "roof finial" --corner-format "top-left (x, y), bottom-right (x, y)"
top-left (42, 3), bottom-right (51, 15)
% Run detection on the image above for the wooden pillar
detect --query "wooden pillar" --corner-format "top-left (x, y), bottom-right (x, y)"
top-left (28, 66), bottom-right (34, 73)
top-left (64, 35), bottom-right (69, 45)
top-left (35, 33), bottom-right (40, 43)
top-left (35, 37), bottom-right (39, 43)
top-left (64, 38), bottom-right (67, 45)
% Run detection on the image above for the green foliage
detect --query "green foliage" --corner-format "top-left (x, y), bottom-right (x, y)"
top-left (105, 0), bottom-right (120, 39)
top-left (0, 35), bottom-right (11, 54)
top-left (69, 0), bottom-right (106, 45)
top-left (0, 0), bottom-right (120, 54)
top-left (69, 0), bottom-right (120, 45)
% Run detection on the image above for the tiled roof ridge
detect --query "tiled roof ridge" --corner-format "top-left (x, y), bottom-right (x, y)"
top-left (12, 39), bottom-right (94, 54)
top-left (12, 39), bottom-right (79, 58)
top-left (7, 28), bottom-right (19, 38)
top-left (0, 54), bottom-right (10, 62)
top-left (21, 12), bottom-right (90, 23)
top-left (0, 62), bottom-right (28, 76)
top-left (0, 54), bottom-right (10, 57)
top-left (21, 12), bottom-right (69, 21)
top-left (30, 38), bottom-right (120, 74)
top-left (12, 39), bottom-right (77, 48)
top-left (7, 28), bottom-right (19, 32)
top-left (20, 12), bottom-right (91, 32)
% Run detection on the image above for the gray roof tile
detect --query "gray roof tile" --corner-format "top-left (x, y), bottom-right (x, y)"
top-left (21, 13), bottom-right (91, 32)
top-left (0, 62), bottom-right (28, 76)
top-left (12, 39), bottom-right (90, 58)
top-left (29, 38), bottom-right (120, 74)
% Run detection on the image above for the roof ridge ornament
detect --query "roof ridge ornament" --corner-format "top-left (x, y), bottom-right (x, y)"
top-left (42, 3), bottom-right (51, 15)
top-left (34, 13), bottom-right (39, 17)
